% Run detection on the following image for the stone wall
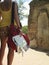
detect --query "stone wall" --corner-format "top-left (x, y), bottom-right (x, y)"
top-left (28, 0), bottom-right (49, 50)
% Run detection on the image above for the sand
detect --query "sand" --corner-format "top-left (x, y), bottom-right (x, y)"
top-left (3, 44), bottom-right (49, 65)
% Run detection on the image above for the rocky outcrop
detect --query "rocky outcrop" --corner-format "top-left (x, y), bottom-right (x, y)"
top-left (28, 0), bottom-right (49, 50)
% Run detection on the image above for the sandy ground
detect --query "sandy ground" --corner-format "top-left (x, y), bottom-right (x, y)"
top-left (2, 44), bottom-right (49, 65)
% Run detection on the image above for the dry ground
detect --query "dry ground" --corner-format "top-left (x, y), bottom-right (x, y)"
top-left (2, 44), bottom-right (49, 65)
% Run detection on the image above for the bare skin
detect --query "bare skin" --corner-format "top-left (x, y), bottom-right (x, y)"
top-left (0, 0), bottom-right (20, 65)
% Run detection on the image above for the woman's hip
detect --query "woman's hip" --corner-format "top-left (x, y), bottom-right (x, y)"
top-left (0, 26), bottom-right (9, 38)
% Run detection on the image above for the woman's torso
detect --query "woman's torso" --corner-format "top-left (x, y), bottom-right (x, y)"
top-left (0, 2), bottom-right (12, 27)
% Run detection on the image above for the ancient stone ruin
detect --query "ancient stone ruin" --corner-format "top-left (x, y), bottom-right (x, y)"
top-left (28, 0), bottom-right (49, 50)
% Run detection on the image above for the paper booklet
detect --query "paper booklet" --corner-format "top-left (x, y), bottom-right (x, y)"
top-left (12, 35), bottom-right (28, 51)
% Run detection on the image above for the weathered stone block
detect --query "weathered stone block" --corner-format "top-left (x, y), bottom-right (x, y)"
top-left (28, 0), bottom-right (49, 50)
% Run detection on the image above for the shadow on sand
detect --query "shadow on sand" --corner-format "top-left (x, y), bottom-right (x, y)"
top-left (30, 47), bottom-right (49, 56)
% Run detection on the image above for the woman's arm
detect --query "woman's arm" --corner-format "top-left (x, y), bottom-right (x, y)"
top-left (14, 2), bottom-right (20, 28)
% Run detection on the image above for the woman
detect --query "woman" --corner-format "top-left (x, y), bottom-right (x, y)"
top-left (0, 0), bottom-right (21, 65)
